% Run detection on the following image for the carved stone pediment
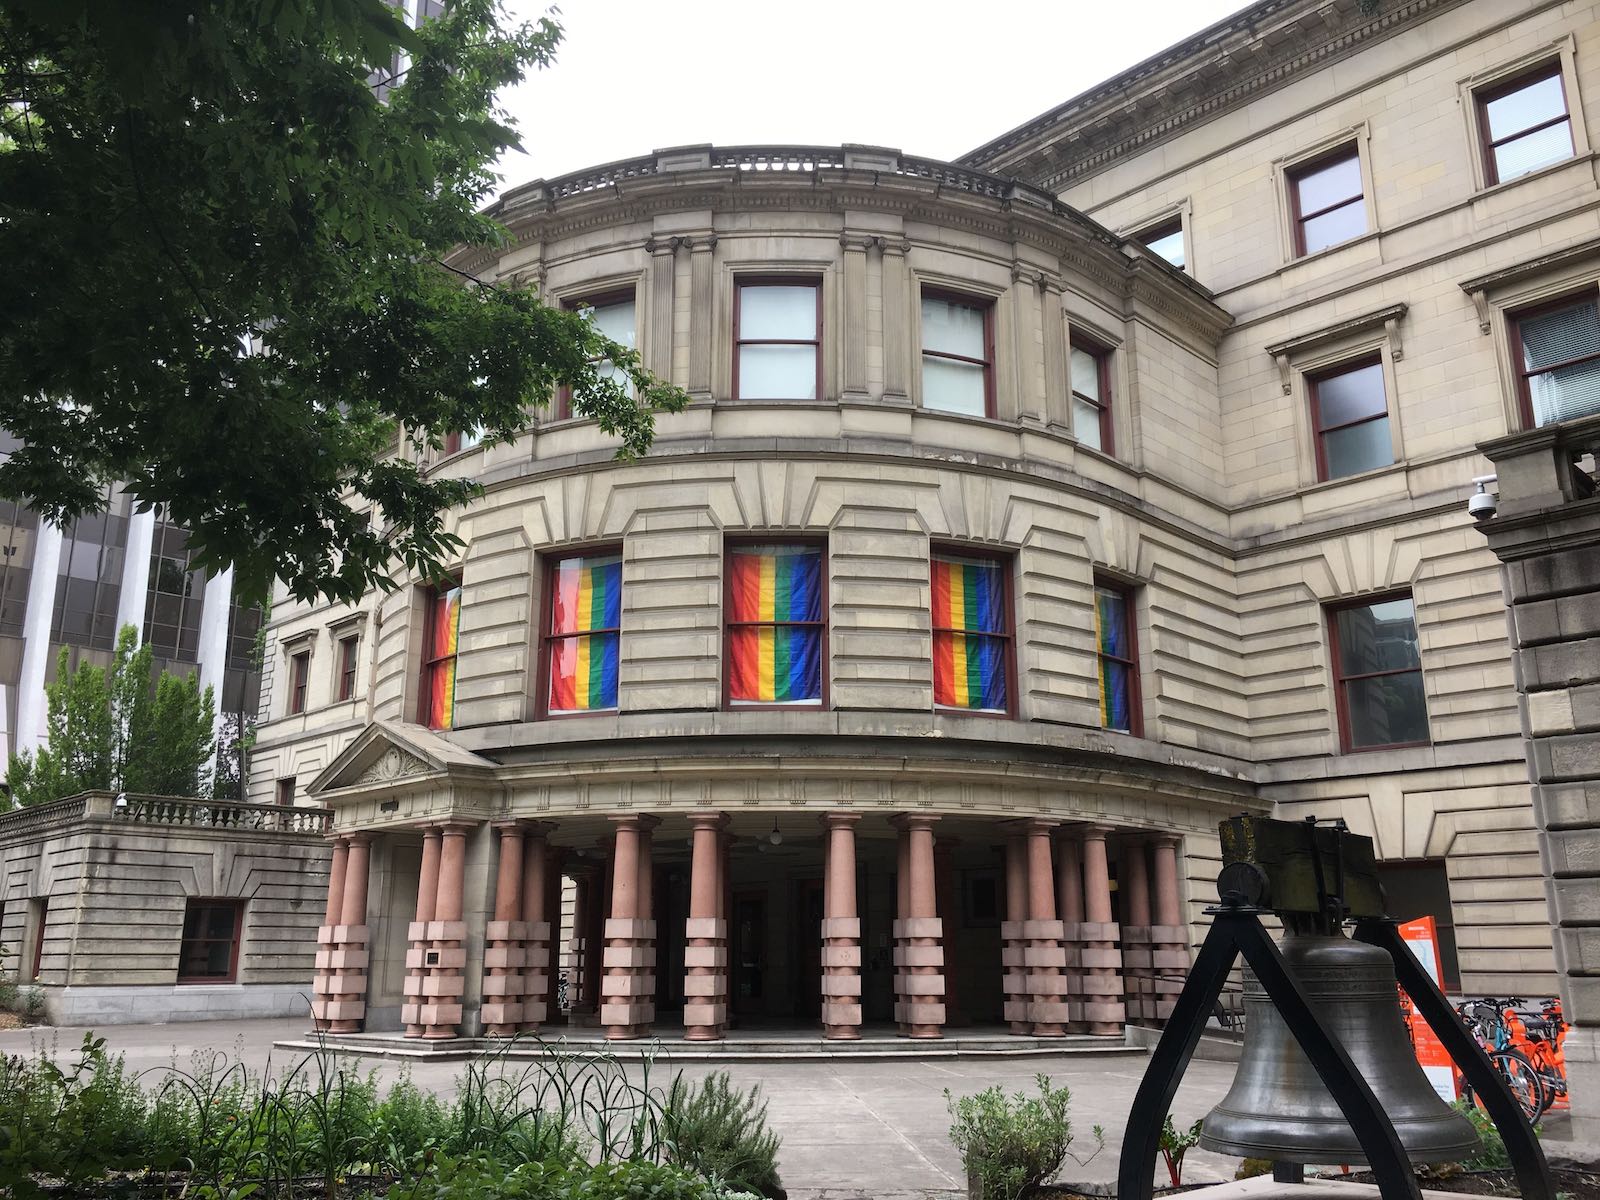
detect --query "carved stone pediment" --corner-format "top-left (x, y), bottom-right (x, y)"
top-left (309, 719), bottom-right (495, 796)
top-left (355, 746), bottom-right (432, 785)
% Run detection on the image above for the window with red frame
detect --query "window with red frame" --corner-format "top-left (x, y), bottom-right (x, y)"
top-left (1329, 592), bottom-right (1429, 751)
top-left (1478, 62), bottom-right (1574, 186)
top-left (930, 550), bottom-right (1012, 714)
top-left (1289, 146), bottom-right (1366, 256)
top-left (1309, 357), bottom-right (1394, 480)
top-left (541, 551), bottom-right (622, 715)
top-left (442, 427), bottom-right (483, 455)
top-left (725, 543), bottom-right (825, 706)
top-left (734, 280), bottom-right (820, 400)
top-left (420, 581), bottom-right (461, 730)
top-left (557, 291), bottom-right (638, 419)
top-left (177, 900), bottom-right (244, 983)
top-left (1070, 337), bottom-right (1113, 452)
top-left (336, 634), bottom-right (359, 702)
top-left (1510, 292), bottom-right (1600, 428)
top-left (920, 292), bottom-right (994, 417)
top-left (1094, 579), bottom-right (1141, 735)
top-left (287, 650), bottom-right (310, 715)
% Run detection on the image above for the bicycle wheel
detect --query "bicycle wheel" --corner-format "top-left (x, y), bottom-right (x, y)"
top-left (1474, 1049), bottom-right (1546, 1123)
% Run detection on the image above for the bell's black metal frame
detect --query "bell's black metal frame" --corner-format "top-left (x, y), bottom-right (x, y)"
top-left (1116, 904), bottom-right (1555, 1200)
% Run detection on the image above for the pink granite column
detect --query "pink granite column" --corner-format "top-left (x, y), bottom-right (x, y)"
top-left (935, 837), bottom-right (963, 1026)
top-left (716, 829), bottom-right (731, 1033)
top-left (1150, 835), bottom-right (1189, 1024)
top-left (481, 822), bottom-right (526, 1036)
top-left (401, 828), bottom-right (443, 1037)
top-left (1025, 819), bottom-right (1067, 1037)
top-left (1002, 834), bottom-right (1029, 1034)
top-left (513, 824), bottom-right (552, 1033)
top-left (602, 816), bottom-right (657, 1039)
top-left (311, 837), bottom-right (350, 1031)
top-left (635, 819), bottom-right (658, 1031)
top-left (1080, 826), bottom-right (1125, 1035)
top-left (684, 812), bottom-right (729, 1040)
top-left (893, 823), bottom-right (911, 1032)
top-left (327, 834), bottom-right (371, 1033)
top-left (821, 812), bottom-right (863, 1039)
top-left (1055, 832), bottom-right (1087, 1033)
top-left (422, 824), bottom-right (470, 1039)
top-left (1120, 839), bottom-right (1154, 1025)
top-left (902, 815), bottom-right (944, 1038)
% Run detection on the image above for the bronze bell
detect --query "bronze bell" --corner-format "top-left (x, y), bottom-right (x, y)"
top-left (1200, 931), bottom-right (1481, 1165)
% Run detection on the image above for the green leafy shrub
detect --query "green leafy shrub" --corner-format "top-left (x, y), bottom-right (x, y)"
top-left (945, 1074), bottom-right (1100, 1200)
top-left (1158, 1114), bottom-right (1204, 1187)
top-left (1452, 1099), bottom-right (1535, 1171)
top-left (663, 1071), bottom-right (784, 1199)
top-left (391, 1154), bottom-right (721, 1199)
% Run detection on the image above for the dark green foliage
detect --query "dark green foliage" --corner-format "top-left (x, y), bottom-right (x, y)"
top-left (945, 1074), bottom-right (1100, 1200)
top-left (664, 1072), bottom-right (783, 1199)
top-left (395, 1155), bottom-right (726, 1200)
top-left (1157, 1113), bottom-right (1203, 1187)
top-left (0, 0), bottom-right (688, 606)
top-left (1454, 1099), bottom-right (1518, 1170)
top-left (5, 624), bottom-right (215, 807)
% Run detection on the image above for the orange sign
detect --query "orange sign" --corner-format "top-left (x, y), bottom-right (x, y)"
top-left (1398, 916), bottom-right (1457, 1102)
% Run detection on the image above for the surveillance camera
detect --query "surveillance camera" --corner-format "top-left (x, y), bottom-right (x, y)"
top-left (1468, 482), bottom-right (1497, 523)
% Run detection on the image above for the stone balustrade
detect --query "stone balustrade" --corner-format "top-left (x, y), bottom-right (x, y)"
top-left (0, 791), bottom-right (331, 837)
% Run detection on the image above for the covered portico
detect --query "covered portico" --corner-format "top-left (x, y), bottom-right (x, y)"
top-left (305, 721), bottom-right (1253, 1047)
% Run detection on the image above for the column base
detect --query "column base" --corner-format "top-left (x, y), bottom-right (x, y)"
top-left (1032, 1023), bottom-right (1067, 1037)
top-left (824, 1025), bottom-right (861, 1040)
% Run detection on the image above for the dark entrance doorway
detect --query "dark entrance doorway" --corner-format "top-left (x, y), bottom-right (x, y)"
top-left (731, 889), bottom-right (767, 1017)
top-left (793, 878), bottom-right (823, 1019)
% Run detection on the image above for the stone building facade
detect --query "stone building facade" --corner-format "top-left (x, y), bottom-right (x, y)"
top-left (254, 0), bottom-right (1600, 1044)
top-left (0, 791), bottom-right (331, 1024)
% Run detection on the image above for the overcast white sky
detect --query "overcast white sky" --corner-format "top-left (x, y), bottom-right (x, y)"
top-left (491, 0), bottom-right (1249, 191)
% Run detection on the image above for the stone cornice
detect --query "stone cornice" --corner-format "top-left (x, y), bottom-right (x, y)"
top-left (1459, 235), bottom-right (1600, 331)
top-left (447, 147), bottom-right (1231, 350)
top-left (1264, 302), bottom-right (1408, 392)
top-left (958, 0), bottom-right (1471, 190)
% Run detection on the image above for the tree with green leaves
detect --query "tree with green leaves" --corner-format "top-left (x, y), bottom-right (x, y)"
top-left (6, 625), bottom-right (216, 807)
top-left (0, 0), bottom-right (686, 606)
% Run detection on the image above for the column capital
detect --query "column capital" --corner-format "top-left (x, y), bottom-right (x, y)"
top-left (1081, 823), bottom-right (1116, 842)
top-left (609, 813), bottom-right (663, 832)
top-left (518, 819), bottom-right (557, 839)
top-left (890, 812), bottom-right (941, 831)
top-left (688, 811), bottom-right (730, 830)
top-left (687, 233), bottom-right (718, 253)
top-left (345, 832), bottom-right (372, 848)
top-left (1025, 817), bottom-right (1062, 834)
top-left (822, 811), bottom-right (862, 828)
top-left (1151, 833), bottom-right (1182, 848)
top-left (491, 819), bottom-right (525, 834)
top-left (644, 235), bottom-right (683, 256)
top-left (436, 821), bottom-right (475, 838)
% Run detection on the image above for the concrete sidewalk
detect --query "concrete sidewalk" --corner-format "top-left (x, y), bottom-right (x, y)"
top-left (0, 1018), bottom-right (1243, 1199)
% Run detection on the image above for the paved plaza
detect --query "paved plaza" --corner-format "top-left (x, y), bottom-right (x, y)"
top-left (0, 1018), bottom-right (1244, 1198)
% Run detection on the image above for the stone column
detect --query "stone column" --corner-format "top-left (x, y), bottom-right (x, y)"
top-left (901, 815), bottom-right (945, 1038)
top-left (1040, 277), bottom-right (1071, 432)
top-left (422, 824), bottom-right (469, 1039)
top-left (717, 829), bottom-right (732, 1032)
top-left (687, 236), bottom-right (717, 400)
top-left (1055, 832), bottom-right (1087, 1032)
top-left (821, 812), bottom-right (863, 1039)
top-left (516, 824), bottom-right (552, 1032)
top-left (1025, 819), bottom-right (1067, 1037)
top-left (684, 812), bottom-right (729, 1040)
top-left (402, 828), bottom-right (443, 1037)
top-left (602, 815), bottom-right (657, 1039)
top-left (1150, 836), bottom-right (1189, 1024)
top-left (1120, 839), bottom-right (1154, 1025)
top-left (840, 234), bottom-right (871, 402)
top-left (1080, 826), bottom-right (1125, 1035)
top-left (646, 236), bottom-right (679, 380)
top-left (893, 823), bottom-right (911, 1031)
top-left (935, 837), bottom-right (963, 1026)
top-left (312, 836), bottom-right (350, 1031)
top-left (1002, 835), bottom-right (1029, 1034)
top-left (327, 834), bottom-right (371, 1034)
top-left (881, 239), bottom-right (910, 405)
top-left (1008, 265), bottom-right (1043, 425)
top-left (481, 823), bottom-right (526, 1036)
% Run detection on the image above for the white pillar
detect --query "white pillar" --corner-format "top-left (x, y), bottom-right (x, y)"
top-left (197, 566), bottom-right (235, 778)
top-left (115, 506), bottom-right (156, 645)
top-left (14, 521), bottom-right (63, 754)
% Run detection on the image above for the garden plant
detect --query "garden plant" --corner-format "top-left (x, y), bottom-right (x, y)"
top-left (945, 1074), bottom-right (1102, 1200)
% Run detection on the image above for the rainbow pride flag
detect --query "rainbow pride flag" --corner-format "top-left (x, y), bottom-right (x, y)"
top-left (1096, 586), bottom-right (1132, 730)
top-left (424, 586), bottom-right (461, 730)
top-left (549, 555), bottom-right (621, 711)
top-left (728, 547), bottom-right (821, 704)
top-left (932, 557), bottom-right (1007, 710)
